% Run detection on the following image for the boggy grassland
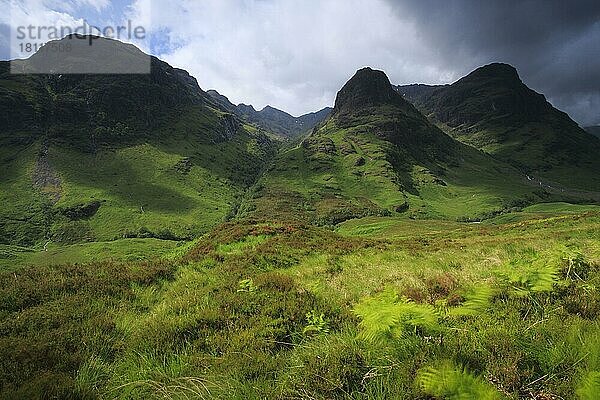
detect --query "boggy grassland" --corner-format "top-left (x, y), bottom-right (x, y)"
top-left (1, 203), bottom-right (599, 399)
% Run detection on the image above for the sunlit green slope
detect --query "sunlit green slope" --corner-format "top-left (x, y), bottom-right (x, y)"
top-left (245, 67), bottom-right (547, 224)
top-left (0, 37), bottom-right (276, 256)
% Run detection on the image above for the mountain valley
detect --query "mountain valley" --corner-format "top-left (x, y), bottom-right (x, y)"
top-left (0, 36), bottom-right (599, 400)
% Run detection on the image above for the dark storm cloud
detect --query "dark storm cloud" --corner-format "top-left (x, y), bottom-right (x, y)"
top-left (386, 0), bottom-right (600, 126)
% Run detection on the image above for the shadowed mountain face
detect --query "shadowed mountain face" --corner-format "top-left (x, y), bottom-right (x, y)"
top-left (397, 63), bottom-right (557, 133)
top-left (330, 67), bottom-right (458, 163)
top-left (207, 89), bottom-right (331, 138)
top-left (333, 68), bottom-right (412, 115)
top-left (0, 36), bottom-right (306, 156)
top-left (585, 126), bottom-right (600, 139)
top-left (1, 36), bottom-right (229, 150)
top-left (396, 63), bottom-right (600, 190)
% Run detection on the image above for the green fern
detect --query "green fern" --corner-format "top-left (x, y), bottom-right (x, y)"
top-left (499, 256), bottom-right (559, 296)
top-left (417, 361), bottom-right (503, 400)
top-left (353, 288), bottom-right (439, 342)
top-left (303, 310), bottom-right (330, 335)
top-left (576, 371), bottom-right (600, 400)
top-left (449, 285), bottom-right (495, 317)
top-left (237, 278), bottom-right (257, 293)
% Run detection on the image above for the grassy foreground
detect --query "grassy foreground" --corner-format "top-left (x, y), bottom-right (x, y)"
top-left (1, 204), bottom-right (599, 399)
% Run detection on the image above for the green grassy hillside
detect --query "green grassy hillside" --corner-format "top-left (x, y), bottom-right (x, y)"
top-left (0, 38), bottom-right (277, 266)
top-left (2, 42), bottom-right (600, 399)
top-left (0, 106), bottom-right (275, 260)
top-left (244, 68), bottom-right (546, 225)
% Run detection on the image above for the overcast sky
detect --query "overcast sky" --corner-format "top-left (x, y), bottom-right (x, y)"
top-left (1, 0), bottom-right (599, 125)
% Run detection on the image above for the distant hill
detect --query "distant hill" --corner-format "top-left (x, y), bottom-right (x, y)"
top-left (207, 89), bottom-right (331, 138)
top-left (0, 35), bottom-right (276, 247)
top-left (396, 63), bottom-right (600, 191)
top-left (246, 67), bottom-right (549, 224)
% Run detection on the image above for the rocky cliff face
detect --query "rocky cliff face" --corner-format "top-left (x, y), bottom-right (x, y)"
top-left (333, 67), bottom-right (412, 117)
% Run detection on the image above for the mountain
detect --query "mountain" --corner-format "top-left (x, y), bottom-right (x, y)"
top-left (245, 67), bottom-right (546, 224)
top-left (207, 89), bottom-right (331, 138)
top-left (4, 36), bottom-right (208, 136)
top-left (2, 35), bottom-right (596, 252)
top-left (585, 126), bottom-right (600, 139)
top-left (396, 63), bottom-right (600, 191)
top-left (0, 35), bottom-right (275, 248)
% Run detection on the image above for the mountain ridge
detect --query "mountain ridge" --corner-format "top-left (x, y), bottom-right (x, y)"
top-left (207, 89), bottom-right (331, 138)
top-left (1, 37), bottom-right (598, 249)
top-left (0, 36), bottom-right (277, 247)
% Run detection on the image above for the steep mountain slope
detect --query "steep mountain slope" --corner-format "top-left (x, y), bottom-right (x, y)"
top-left (245, 68), bottom-right (543, 224)
top-left (0, 36), bottom-right (275, 250)
top-left (207, 89), bottom-right (331, 138)
top-left (396, 63), bottom-right (600, 191)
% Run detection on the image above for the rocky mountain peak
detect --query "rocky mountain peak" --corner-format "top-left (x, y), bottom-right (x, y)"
top-left (466, 62), bottom-right (520, 82)
top-left (333, 67), bottom-right (409, 114)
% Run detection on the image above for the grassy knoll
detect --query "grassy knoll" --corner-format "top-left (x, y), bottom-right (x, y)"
top-left (0, 238), bottom-right (183, 271)
top-left (1, 206), bottom-right (599, 398)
